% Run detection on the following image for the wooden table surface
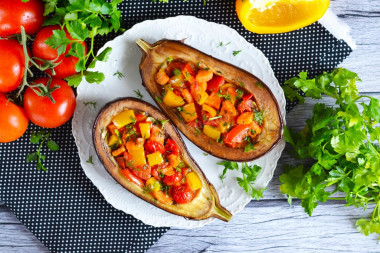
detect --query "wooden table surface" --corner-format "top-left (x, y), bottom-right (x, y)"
top-left (1, 0), bottom-right (380, 252)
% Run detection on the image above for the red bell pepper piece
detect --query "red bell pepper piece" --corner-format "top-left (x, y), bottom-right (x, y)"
top-left (207, 75), bottom-right (225, 92)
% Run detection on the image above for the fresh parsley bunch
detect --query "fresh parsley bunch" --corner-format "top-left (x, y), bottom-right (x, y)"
top-left (281, 68), bottom-right (380, 238)
top-left (42, 0), bottom-right (123, 87)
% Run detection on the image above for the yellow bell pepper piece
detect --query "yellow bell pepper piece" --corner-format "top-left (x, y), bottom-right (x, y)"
top-left (163, 90), bottom-right (185, 107)
top-left (203, 125), bottom-right (221, 141)
top-left (196, 90), bottom-right (209, 105)
top-left (146, 177), bottom-right (161, 192)
top-left (202, 104), bottom-right (217, 118)
top-left (186, 172), bottom-right (202, 191)
top-left (139, 123), bottom-right (151, 139)
top-left (112, 109), bottom-right (136, 129)
top-left (108, 134), bottom-right (119, 147)
top-left (129, 147), bottom-right (146, 166)
top-left (180, 103), bottom-right (198, 123)
top-left (147, 151), bottom-right (164, 166)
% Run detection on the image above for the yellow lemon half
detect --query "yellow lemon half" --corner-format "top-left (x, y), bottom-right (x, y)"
top-left (236, 0), bottom-right (330, 34)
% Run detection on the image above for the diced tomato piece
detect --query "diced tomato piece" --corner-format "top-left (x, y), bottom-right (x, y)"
top-left (145, 140), bottom-right (165, 154)
top-left (182, 167), bottom-right (190, 177)
top-left (207, 75), bottom-right (225, 92)
top-left (166, 59), bottom-right (187, 76)
top-left (131, 165), bottom-right (151, 180)
top-left (237, 99), bottom-right (254, 114)
top-left (242, 94), bottom-right (253, 101)
top-left (163, 171), bottom-right (183, 186)
top-left (224, 124), bottom-right (250, 148)
top-left (173, 88), bottom-right (182, 97)
top-left (187, 119), bottom-right (203, 129)
top-left (161, 164), bottom-right (175, 176)
top-left (150, 125), bottom-right (165, 145)
top-left (121, 168), bottom-right (145, 188)
top-left (152, 190), bottom-right (173, 205)
top-left (219, 100), bottom-right (237, 116)
top-left (181, 89), bottom-right (194, 104)
top-left (135, 113), bottom-right (147, 122)
top-left (171, 183), bottom-right (195, 204)
top-left (165, 138), bottom-right (180, 156)
top-left (182, 62), bottom-right (196, 77)
top-left (204, 92), bottom-right (221, 110)
top-left (151, 165), bottom-right (162, 181)
top-left (115, 157), bottom-right (125, 169)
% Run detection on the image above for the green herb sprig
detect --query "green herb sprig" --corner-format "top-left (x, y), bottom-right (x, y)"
top-left (218, 161), bottom-right (265, 200)
top-left (26, 131), bottom-right (60, 171)
top-left (281, 68), bottom-right (380, 239)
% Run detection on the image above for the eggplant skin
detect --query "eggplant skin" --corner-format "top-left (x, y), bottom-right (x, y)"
top-left (93, 97), bottom-right (232, 222)
top-left (138, 39), bottom-right (284, 162)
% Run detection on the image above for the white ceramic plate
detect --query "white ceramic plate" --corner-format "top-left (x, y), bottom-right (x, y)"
top-left (72, 16), bottom-right (286, 228)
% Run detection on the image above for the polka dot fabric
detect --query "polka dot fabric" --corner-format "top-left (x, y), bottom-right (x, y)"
top-left (0, 1), bottom-right (352, 252)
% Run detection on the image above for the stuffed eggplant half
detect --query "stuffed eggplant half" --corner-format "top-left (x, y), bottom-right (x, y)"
top-left (137, 39), bottom-right (283, 162)
top-left (93, 97), bottom-right (232, 221)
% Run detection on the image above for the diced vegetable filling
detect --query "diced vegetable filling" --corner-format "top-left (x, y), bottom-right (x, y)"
top-left (156, 58), bottom-right (263, 150)
top-left (106, 109), bottom-right (202, 205)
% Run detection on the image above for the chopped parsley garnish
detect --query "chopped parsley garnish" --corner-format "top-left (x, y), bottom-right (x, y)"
top-left (166, 56), bottom-right (173, 64)
top-left (173, 69), bottom-right (181, 76)
top-left (134, 89), bottom-right (143, 99)
top-left (253, 110), bottom-right (264, 125)
top-left (155, 96), bottom-right (162, 103)
top-left (86, 155), bottom-right (94, 164)
top-left (232, 50), bottom-right (242, 56)
top-left (83, 101), bottom-right (96, 108)
top-left (113, 70), bottom-right (124, 79)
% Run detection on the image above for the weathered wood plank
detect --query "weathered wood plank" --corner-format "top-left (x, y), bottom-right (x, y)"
top-left (148, 200), bottom-right (379, 253)
top-left (330, 0), bottom-right (380, 92)
top-left (0, 204), bottom-right (48, 252)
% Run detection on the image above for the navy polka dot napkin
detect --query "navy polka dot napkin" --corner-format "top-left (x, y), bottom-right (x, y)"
top-left (0, 0), bottom-right (352, 252)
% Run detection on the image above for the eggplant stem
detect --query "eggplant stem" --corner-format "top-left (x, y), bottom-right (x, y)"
top-left (213, 204), bottom-right (232, 222)
top-left (136, 39), bottom-right (153, 53)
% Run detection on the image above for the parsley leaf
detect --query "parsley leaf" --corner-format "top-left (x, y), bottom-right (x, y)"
top-left (26, 131), bottom-right (60, 171)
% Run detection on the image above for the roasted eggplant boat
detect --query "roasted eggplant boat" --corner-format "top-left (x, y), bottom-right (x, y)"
top-left (137, 39), bottom-right (283, 162)
top-left (93, 97), bottom-right (232, 221)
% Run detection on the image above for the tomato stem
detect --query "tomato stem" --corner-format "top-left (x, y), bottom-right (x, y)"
top-left (16, 26), bottom-right (31, 98)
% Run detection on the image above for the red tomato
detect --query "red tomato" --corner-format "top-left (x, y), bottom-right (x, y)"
top-left (165, 139), bottom-right (180, 156)
top-left (145, 140), bottom-right (165, 154)
top-left (163, 171), bottom-right (183, 186)
top-left (207, 75), bottom-right (225, 93)
top-left (182, 62), bottom-right (197, 77)
top-left (131, 165), bottom-right (151, 181)
top-left (0, 0), bottom-right (44, 36)
top-left (171, 184), bottom-right (195, 204)
top-left (0, 93), bottom-right (29, 143)
top-left (32, 25), bottom-right (87, 79)
top-left (224, 124), bottom-right (250, 148)
top-left (223, 125), bottom-right (249, 148)
top-left (151, 165), bottom-right (162, 181)
top-left (23, 77), bottom-right (76, 128)
top-left (0, 39), bottom-right (25, 92)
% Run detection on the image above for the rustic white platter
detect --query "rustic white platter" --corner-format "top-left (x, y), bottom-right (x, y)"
top-left (72, 16), bottom-right (286, 228)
